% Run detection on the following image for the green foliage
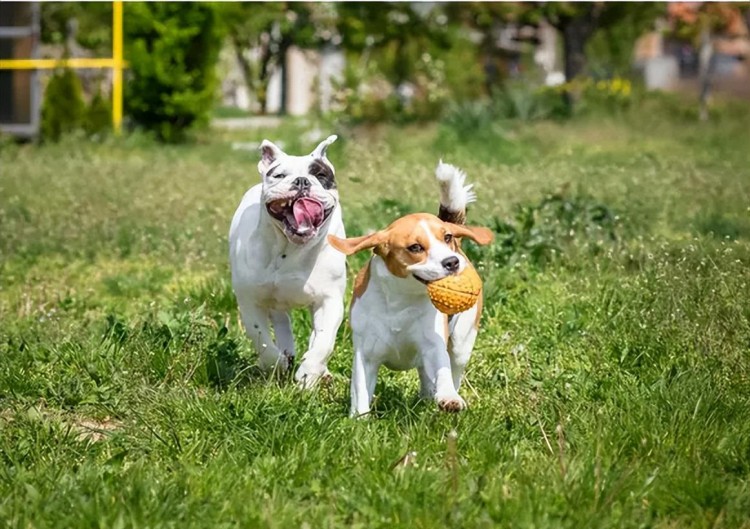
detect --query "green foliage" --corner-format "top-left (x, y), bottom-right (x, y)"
top-left (439, 31), bottom-right (486, 102)
top-left (337, 3), bottom-right (451, 85)
top-left (468, 190), bottom-right (619, 269)
top-left (330, 3), bottom-right (466, 123)
top-left (492, 81), bottom-right (566, 122)
top-left (41, 71), bottom-right (112, 142)
top-left (40, 69), bottom-right (86, 142)
top-left (83, 91), bottom-right (111, 138)
top-left (217, 3), bottom-right (332, 114)
top-left (543, 76), bottom-right (635, 116)
top-left (40, 3), bottom-right (112, 54)
top-left (332, 50), bottom-right (454, 124)
top-left (586, 3), bottom-right (666, 76)
top-left (124, 3), bottom-right (224, 142)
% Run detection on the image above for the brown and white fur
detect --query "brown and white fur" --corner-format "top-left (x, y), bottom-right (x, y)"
top-left (329, 162), bottom-right (494, 416)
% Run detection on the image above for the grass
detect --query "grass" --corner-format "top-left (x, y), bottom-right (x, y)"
top-left (1, 98), bottom-right (750, 528)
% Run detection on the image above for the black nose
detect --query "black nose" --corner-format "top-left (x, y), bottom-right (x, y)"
top-left (292, 177), bottom-right (311, 190)
top-left (442, 256), bottom-right (460, 273)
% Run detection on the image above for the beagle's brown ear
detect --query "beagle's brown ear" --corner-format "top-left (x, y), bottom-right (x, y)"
top-left (328, 231), bottom-right (385, 256)
top-left (446, 223), bottom-right (494, 246)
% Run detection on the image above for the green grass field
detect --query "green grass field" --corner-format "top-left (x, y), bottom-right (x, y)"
top-left (1, 100), bottom-right (750, 528)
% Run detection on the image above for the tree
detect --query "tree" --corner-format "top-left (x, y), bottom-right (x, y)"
top-left (124, 3), bottom-right (225, 141)
top-left (41, 69), bottom-right (86, 141)
top-left (218, 2), bottom-right (334, 114)
top-left (40, 3), bottom-right (111, 54)
top-left (336, 2), bottom-right (451, 87)
top-left (668, 2), bottom-right (750, 119)
top-left (524, 3), bottom-right (662, 82)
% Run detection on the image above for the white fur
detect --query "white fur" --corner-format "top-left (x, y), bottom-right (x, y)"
top-left (347, 164), bottom-right (482, 416)
top-left (436, 161), bottom-right (476, 212)
top-left (406, 220), bottom-right (467, 282)
top-left (350, 256), bottom-right (479, 416)
top-left (229, 136), bottom-right (346, 388)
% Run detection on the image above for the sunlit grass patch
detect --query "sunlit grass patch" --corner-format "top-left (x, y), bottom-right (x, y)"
top-left (1, 107), bottom-right (749, 527)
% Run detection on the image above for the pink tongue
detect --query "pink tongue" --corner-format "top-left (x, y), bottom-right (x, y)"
top-left (292, 197), bottom-right (324, 228)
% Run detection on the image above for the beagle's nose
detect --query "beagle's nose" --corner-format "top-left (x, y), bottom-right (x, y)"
top-left (292, 177), bottom-right (311, 190)
top-left (442, 256), bottom-right (460, 273)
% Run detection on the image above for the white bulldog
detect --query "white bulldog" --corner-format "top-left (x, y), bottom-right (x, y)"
top-left (229, 135), bottom-right (346, 387)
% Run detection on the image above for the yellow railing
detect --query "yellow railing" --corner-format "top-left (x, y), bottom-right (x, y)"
top-left (0, 1), bottom-right (125, 133)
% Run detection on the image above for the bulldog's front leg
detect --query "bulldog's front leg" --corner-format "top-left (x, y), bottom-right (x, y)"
top-left (295, 296), bottom-right (344, 388)
top-left (238, 300), bottom-right (290, 373)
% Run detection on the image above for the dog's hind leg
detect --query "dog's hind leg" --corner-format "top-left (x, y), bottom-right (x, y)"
top-left (270, 310), bottom-right (296, 364)
top-left (418, 367), bottom-right (435, 399)
top-left (238, 299), bottom-right (286, 373)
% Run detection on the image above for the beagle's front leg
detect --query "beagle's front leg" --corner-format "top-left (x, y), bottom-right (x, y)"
top-left (350, 347), bottom-right (380, 417)
top-left (419, 324), bottom-right (467, 412)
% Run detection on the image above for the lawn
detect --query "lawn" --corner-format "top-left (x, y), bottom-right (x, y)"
top-left (1, 98), bottom-right (749, 528)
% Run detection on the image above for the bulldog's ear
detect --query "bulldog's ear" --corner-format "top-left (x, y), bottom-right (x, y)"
top-left (311, 135), bottom-right (337, 159)
top-left (445, 223), bottom-right (494, 246)
top-left (258, 139), bottom-right (283, 172)
top-left (328, 231), bottom-right (384, 256)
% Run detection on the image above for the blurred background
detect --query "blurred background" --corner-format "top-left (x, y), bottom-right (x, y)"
top-left (1, 1), bottom-right (749, 141)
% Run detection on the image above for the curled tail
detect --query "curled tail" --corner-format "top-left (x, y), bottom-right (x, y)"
top-left (435, 161), bottom-right (476, 226)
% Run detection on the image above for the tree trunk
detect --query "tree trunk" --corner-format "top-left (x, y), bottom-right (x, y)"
top-left (698, 30), bottom-right (716, 122)
top-left (231, 36), bottom-right (255, 105)
top-left (555, 8), bottom-right (598, 110)
top-left (279, 43), bottom-right (290, 116)
top-left (257, 43), bottom-right (273, 115)
top-left (561, 16), bottom-right (595, 81)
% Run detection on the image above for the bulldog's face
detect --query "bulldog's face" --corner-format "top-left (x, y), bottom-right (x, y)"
top-left (258, 135), bottom-right (339, 245)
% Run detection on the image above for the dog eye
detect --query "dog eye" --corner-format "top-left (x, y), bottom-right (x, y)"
top-left (270, 172), bottom-right (286, 179)
top-left (444, 233), bottom-right (453, 244)
top-left (407, 244), bottom-right (424, 253)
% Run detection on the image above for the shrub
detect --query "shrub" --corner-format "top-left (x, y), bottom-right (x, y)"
top-left (41, 68), bottom-right (86, 142)
top-left (83, 90), bottom-right (111, 137)
top-left (543, 76), bottom-right (634, 116)
top-left (124, 3), bottom-right (224, 142)
top-left (466, 190), bottom-right (620, 268)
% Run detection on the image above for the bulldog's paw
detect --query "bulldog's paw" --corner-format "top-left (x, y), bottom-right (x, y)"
top-left (436, 393), bottom-right (467, 413)
top-left (294, 361), bottom-right (332, 389)
top-left (258, 347), bottom-right (292, 374)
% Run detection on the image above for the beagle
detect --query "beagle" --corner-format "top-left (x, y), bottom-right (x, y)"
top-left (329, 163), bottom-right (494, 416)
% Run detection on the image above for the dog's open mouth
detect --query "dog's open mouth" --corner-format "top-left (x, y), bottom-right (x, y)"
top-left (267, 196), bottom-right (333, 241)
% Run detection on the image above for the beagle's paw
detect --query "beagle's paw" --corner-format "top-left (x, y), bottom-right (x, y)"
top-left (436, 394), bottom-right (467, 413)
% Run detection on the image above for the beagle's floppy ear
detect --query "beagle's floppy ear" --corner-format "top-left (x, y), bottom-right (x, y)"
top-left (328, 231), bottom-right (385, 256)
top-left (445, 223), bottom-right (494, 246)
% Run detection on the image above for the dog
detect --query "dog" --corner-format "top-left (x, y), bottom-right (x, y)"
top-left (328, 162), bottom-right (494, 416)
top-left (229, 135), bottom-right (346, 388)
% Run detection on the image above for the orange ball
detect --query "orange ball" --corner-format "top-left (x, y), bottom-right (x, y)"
top-left (427, 264), bottom-right (482, 315)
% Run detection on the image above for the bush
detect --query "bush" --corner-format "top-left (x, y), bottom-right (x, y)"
top-left (41, 68), bottom-right (86, 142)
top-left (83, 90), bottom-right (111, 137)
top-left (466, 190), bottom-right (620, 269)
top-left (124, 3), bottom-right (224, 142)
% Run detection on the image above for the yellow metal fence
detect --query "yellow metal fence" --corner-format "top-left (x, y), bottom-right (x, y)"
top-left (0, 1), bottom-right (125, 133)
